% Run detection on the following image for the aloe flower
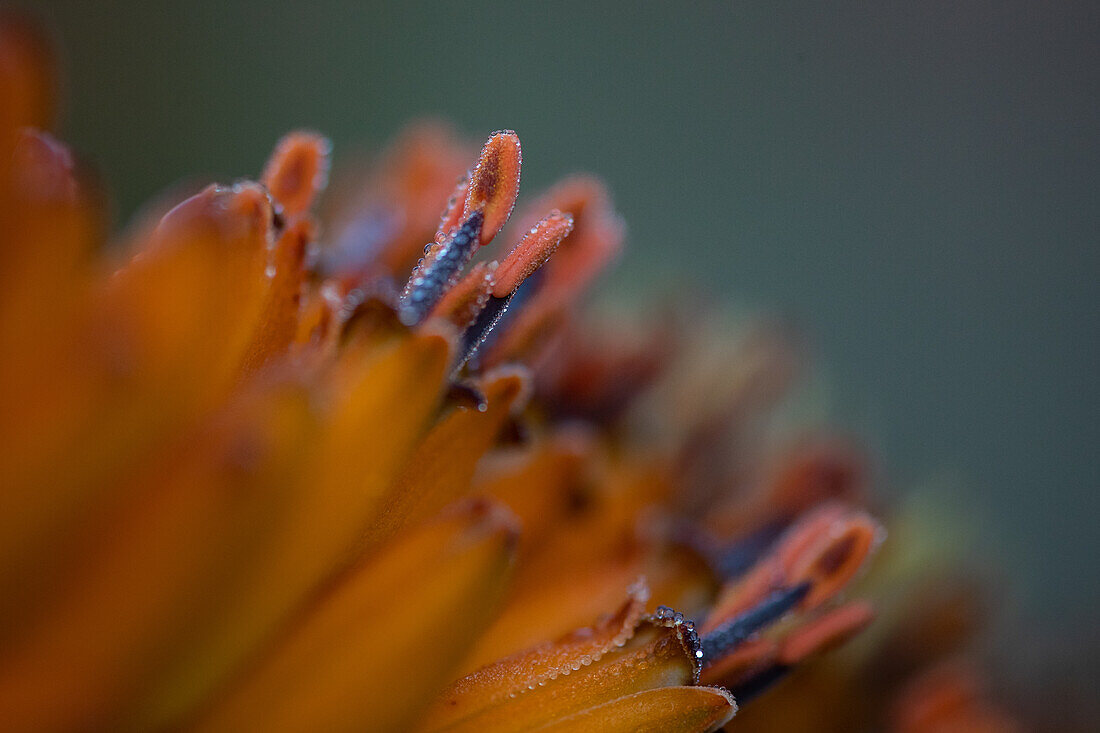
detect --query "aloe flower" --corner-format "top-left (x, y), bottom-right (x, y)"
top-left (0, 16), bottom-right (1021, 733)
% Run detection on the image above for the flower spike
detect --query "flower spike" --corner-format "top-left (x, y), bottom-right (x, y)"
top-left (0, 43), bottom-right (1021, 728)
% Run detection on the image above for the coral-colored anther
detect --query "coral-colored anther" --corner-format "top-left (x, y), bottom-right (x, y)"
top-left (777, 601), bottom-right (875, 665)
top-left (463, 130), bottom-right (521, 247)
top-left (514, 176), bottom-right (623, 301)
top-left (492, 210), bottom-right (573, 298)
top-left (774, 502), bottom-right (851, 573)
top-left (261, 131), bottom-right (331, 219)
top-left (430, 261), bottom-right (496, 329)
top-left (788, 512), bottom-right (882, 610)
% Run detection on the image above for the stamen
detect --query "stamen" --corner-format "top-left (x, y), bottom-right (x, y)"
top-left (492, 210), bottom-right (573, 298)
top-left (728, 663), bottom-right (791, 704)
top-left (713, 520), bottom-right (786, 580)
top-left (787, 511), bottom-right (882, 610)
top-left (261, 131), bottom-right (331, 219)
top-left (777, 601), bottom-right (875, 665)
top-left (429, 261), bottom-right (496, 330)
top-left (463, 130), bottom-right (521, 247)
top-left (452, 211), bottom-right (571, 369)
top-left (397, 210), bottom-right (483, 326)
top-left (700, 583), bottom-right (809, 665)
top-left (455, 292), bottom-right (513, 370)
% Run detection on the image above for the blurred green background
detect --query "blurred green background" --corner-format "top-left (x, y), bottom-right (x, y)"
top-left (19, 1), bottom-right (1098, 632)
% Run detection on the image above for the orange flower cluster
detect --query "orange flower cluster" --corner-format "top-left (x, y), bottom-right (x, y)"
top-left (0, 15), bottom-right (1021, 733)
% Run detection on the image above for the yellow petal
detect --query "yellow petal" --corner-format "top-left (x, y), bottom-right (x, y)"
top-left (196, 498), bottom-right (518, 733)
top-left (530, 686), bottom-right (736, 733)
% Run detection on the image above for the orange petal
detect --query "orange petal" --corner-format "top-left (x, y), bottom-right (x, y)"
top-left (426, 584), bottom-right (649, 730)
top-left (422, 612), bottom-right (701, 733)
top-left (477, 428), bottom-right (594, 552)
top-left (463, 130), bottom-right (521, 246)
top-left (0, 128), bottom-right (96, 456)
top-left (459, 560), bottom-right (644, 674)
top-left (492, 210), bottom-right (573, 298)
top-left (372, 367), bottom-right (529, 542)
top-left (529, 686), bottom-right (737, 733)
top-left (1, 182), bottom-right (267, 625)
top-left (130, 332), bottom-right (452, 729)
top-left (293, 280), bottom-right (341, 354)
top-left (0, 383), bottom-right (316, 731)
top-left (129, 182), bottom-right (276, 389)
top-left (261, 131), bottom-right (330, 218)
top-left (197, 499), bottom-right (519, 733)
top-left (240, 217), bottom-right (316, 373)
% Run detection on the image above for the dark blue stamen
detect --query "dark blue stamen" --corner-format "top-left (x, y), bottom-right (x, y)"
top-left (455, 293), bottom-right (512, 373)
top-left (729, 664), bottom-right (791, 703)
top-left (398, 210), bottom-right (483, 326)
top-left (700, 583), bottom-right (810, 665)
top-left (714, 521), bottom-right (787, 580)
